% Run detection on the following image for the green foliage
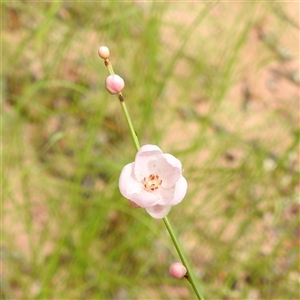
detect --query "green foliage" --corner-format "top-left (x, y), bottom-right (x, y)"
top-left (2, 1), bottom-right (299, 299)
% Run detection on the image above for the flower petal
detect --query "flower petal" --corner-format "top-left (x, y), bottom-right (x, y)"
top-left (155, 187), bottom-right (176, 205)
top-left (130, 191), bottom-right (160, 208)
top-left (134, 145), bottom-right (163, 181)
top-left (137, 144), bottom-right (162, 153)
top-left (148, 155), bottom-right (181, 188)
top-left (172, 176), bottom-right (188, 205)
top-left (146, 205), bottom-right (172, 219)
top-left (155, 176), bottom-right (187, 206)
top-left (119, 163), bottom-right (143, 199)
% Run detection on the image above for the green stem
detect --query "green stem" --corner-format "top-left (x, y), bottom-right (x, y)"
top-left (104, 59), bottom-right (140, 151)
top-left (118, 95), bottom-right (140, 151)
top-left (102, 56), bottom-right (205, 300)
top-left (163, 217), bottom-right (205, 300)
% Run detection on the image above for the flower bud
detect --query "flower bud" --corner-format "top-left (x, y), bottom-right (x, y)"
top-left (98, 46), bottom-right (110, 59)
top-left (169, 262), bottom-right (187, 279)
top-left (105, 74), bottom-right (125, 94)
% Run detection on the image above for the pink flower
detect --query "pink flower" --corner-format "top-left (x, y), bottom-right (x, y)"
top-left (119, 145), bottom-right (187, 219)
top-left (105, 74), bottom-right (125, 94)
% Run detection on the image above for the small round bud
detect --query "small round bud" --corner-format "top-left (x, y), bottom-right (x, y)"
top-left (169, 262), bottom-right (187, 279)
top-left (105, 74), bottom-right (125, 94)
top-left (98, 46), bottom-right (110, 59)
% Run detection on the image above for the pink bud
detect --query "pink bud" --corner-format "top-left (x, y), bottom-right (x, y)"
top-left (98, 46), bottom-right (110, 59)
top-left (169, 262), bottom-right (187, 279)
top-left (105, 74), bottom-right (125, 94)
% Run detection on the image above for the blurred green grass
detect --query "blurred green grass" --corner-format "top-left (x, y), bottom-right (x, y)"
top-left (2, 1), bottom-right (299, 299)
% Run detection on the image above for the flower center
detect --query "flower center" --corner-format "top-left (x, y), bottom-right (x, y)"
top-left (143, 174), bottom-right (162, 191)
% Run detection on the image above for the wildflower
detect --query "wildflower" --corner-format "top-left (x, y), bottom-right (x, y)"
top-left (169, 262), bottom-right (187, 279)
top-left (105, 74), bottom-right (125, 94)
top-left (119, 145), bottom-right (187, 219)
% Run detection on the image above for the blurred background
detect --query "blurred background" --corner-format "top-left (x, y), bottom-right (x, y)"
top-left (2, 1), bottom-right (299, 299)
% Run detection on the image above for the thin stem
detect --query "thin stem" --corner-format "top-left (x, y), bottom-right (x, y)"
top-left (105, 59), bottom-right (115, 75)
top-left (163, 217), bottom-right (205, 300)
top-left (118, 94), bottom-right (140, 151)
top-left (101, 54), bottom-right (204, 300)
top-left (104, 59), bottom-right (140, 151)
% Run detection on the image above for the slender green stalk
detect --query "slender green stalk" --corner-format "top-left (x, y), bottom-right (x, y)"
top-left (163, 217), bottom-right (205, 300)
top-left (119, 97), bottom-right (140, 151)
top-left (101, 55), bottom-right (205, 300)
top-left (103, 58), bottom-right (140, 151)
